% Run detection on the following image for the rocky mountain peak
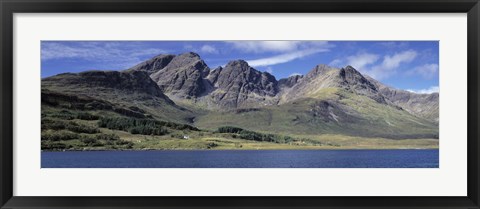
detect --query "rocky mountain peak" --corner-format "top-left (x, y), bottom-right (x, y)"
top-left (162, 52), bottom-right (207, 71)
top-left (207, 60), bottom-right (278, 108)
top-left (339, 66), bottom-right (377, 90)
top-left (343, 65), bottom-right (356, 70)
top-left (128, 54), bottom-right (175, 75)
top-left (226, 60), bottom-right (250, 68)
top-left (280, 64), bottom-right (386, 104)
top-left (336, 66), bottom-right (385, 103)
top-left (149, 52), bottom-right (210, 98)
top-left (182, 51), bottom-right (201, 58)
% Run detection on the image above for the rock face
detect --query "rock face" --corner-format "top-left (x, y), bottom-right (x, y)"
top-left (278, 74), bottom-right (303, 89)
top-left (129, 54), bottom-right (175, 75)
top-left (365, 76), bottom-right (439, 122)
top-left (134, 53), bottom-right (279, 108)
top-left (338, 66), bottom-right (386, 103)
top-left (207, 60), bottom-right (278, 108)
top-left (123, 52), bottom-right (441, 119)
top-left (119, 52), bottom-right (439, 123)
top-left (150, 52), bottom-right (210, 99)
top-left (206, 66), bottom-right (223, 84)
top-left (127, 53), bottom-right (438, 120)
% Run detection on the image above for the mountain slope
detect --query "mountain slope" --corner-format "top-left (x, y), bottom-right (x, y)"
top-left (365, 75), bottom-right (439, 122)
top-left (41, 70), bottom-right (195, 123)
top-left (194, 64), bottom-right (438, 139)
top-left (280, 65), bottom-right (386, 104)
top-left (122, 53), bottom-right (438, 139)
top-left (195, 87), bottom-right (438, 139)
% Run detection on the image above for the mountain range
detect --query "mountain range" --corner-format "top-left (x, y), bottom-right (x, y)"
top-left (42, 52), bottom-right (439, 139)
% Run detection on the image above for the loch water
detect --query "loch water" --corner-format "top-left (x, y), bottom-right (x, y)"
top-left (41, 149), bottom-right (439, 168)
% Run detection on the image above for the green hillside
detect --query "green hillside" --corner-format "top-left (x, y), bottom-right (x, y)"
top-left (194, 88), bottom-right (438, 139)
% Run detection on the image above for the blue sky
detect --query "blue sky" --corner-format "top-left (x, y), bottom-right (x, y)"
top-left (41, 41), bottom-right (439, 93)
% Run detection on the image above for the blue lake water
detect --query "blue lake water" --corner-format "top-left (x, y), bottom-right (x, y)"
top-left (41, 149), bottom-right (438, 168)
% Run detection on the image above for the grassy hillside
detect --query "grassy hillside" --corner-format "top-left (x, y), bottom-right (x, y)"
top-left (194, 88), bottom-right (438, 139)
top-left (41, 71), bottom-right (197, 124)
top-left (41, 101), bottom-right (438, 151)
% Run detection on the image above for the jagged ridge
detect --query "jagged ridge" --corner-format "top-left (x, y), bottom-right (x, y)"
top-left (129, 52), bottom-right (438, 124)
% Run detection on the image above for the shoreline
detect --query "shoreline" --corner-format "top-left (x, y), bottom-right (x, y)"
top-left (41, 147), bottom-right (440, 152)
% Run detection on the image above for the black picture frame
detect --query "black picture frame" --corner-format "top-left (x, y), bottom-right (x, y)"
top-left (1, 0), bottom-right (479, 208)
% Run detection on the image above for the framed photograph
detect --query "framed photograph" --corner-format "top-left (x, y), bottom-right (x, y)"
top-left (1, 0), bottom-right (479, 208)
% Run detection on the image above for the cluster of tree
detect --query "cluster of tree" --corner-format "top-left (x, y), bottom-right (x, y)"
top-left (80, 133), bottom-right (133, 148)
top-left (216, 126), bottom-right (294, 143)
top-left (97, 117), bottom-right (167, 135)
top-left (217, 126), bottom-right (244, 134)
top-left (237, 131), bottom-right (294, 143)
top-left (162, 122), bottom-right (199, 131)
top-left (98, 117), bottom-right (199, 136)
top-left (42, 118), bottom-right (99, 134)
top-left (129, 126), bottom-right (168, 135)
top-left (66, 123), bottom-right (100, 134)
top-left (76, 112), bottom-right (100, 120)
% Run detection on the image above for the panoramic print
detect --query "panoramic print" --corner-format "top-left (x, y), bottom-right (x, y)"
top-left (41, 41), bottom-right (439, 168)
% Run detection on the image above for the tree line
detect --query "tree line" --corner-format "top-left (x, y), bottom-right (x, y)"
top-left (216, 126), bottom-right (294, 143)
top-left (97, 117), bottom-right (199, 136)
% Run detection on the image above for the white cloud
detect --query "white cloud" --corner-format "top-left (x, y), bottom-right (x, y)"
top-left (328, 52), bottom-right (380, 70)
top-left (407, 86), bottom-right (439, 94)
top-left (406, 63), bottom-right (439, 79)
top-left (328, 59), bottom-right (343, 67)
top-left (382, 50), bottom-right (417, 69)
top-left (227, 41), bottom-right (333, 53)
top-left (247, 48), bottom-right (328, 67)
top-left (227, 41), bottom-right (333, 68)
top-left (228, 41), bottom-right (301, 53)
top-left (41, 42), bottom-right (167, 69)
top-left (200, 45), bottom-right (218, 54)
top-left (345, 52), bottom-right (380, 70)
top-left (329, 50), bottom-right (419, 80)
top-left (365, 50), bottom-right (418, 80)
